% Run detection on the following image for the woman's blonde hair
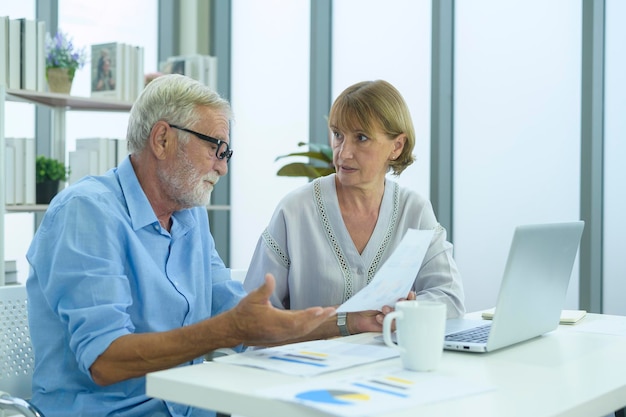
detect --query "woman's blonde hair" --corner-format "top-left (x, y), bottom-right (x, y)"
top-left (329, 80), bottom-right (415, 175)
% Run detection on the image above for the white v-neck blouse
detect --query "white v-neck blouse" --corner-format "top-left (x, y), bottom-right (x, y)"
top-left (244, 174), bottom-right (465, 318)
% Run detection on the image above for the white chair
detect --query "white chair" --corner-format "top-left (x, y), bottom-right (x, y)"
top-left (229, 269), bottom-right (248, 283)
top-left (0, 285), bottom-right (43, 417)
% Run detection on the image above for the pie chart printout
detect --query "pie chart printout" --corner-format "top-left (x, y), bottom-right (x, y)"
top-left (295, 389), bottom-right (370, 405)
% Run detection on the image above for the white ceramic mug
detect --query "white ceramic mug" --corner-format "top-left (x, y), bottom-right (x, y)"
top-left (382, 300), bottom-right (447, 371)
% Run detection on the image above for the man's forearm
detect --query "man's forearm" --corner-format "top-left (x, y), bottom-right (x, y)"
top-left (89, 313), bottom-right (241, 386)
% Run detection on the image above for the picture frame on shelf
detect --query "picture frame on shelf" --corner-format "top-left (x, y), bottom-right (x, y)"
top-left (90, 42), bottom-right (119, 99)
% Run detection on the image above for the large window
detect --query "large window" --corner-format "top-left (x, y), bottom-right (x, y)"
top-left (453, 0), bottom-right (582, 311)
top-left (602, 0), bottom-right (626, 315)
top-left (332, 0), bottom-right (432, 196)
top-left (229, 0), bottom-right (311, 268)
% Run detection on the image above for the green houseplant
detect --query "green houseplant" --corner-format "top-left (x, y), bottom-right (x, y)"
top-left (36, 155), bottom-right (70, 204)
top-left (275, 142), bottom-right (335, 179)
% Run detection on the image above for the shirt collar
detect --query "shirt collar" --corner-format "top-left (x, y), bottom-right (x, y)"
top-left (116, 155), bottom-right (198, 234)
top-left (117, 155), bottom-right (159, 231)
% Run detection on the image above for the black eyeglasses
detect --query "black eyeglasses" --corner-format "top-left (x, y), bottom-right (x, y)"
top-left (169, 124), bottom-right (233, 162)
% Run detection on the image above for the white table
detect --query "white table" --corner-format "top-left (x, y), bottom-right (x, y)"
top-left (146, 313), bottom-right (626, 417)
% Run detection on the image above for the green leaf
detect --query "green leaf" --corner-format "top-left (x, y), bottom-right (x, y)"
top-left (275, 142), bottom-right (335, 179)
top-left (36, 155), bottom-right (70, 183)
top-left (276, 163), bottom-right (335, 179)
top-left (274, 150), bottom-right (332, 164)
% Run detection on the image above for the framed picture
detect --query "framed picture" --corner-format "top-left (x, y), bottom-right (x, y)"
top-left (91, 42), bottom-right (119, 98)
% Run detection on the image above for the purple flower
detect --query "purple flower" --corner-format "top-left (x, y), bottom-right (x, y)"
top-left (45, 30), bottom-right (87, 77)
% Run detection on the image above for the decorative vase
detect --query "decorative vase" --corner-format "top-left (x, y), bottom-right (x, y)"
top-left (46, 68), bottom-right (73, 94)
top-left (36, 180), bottom-right (60, 204)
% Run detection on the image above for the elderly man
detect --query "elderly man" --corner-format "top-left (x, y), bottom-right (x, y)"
top-left (26, 74), bottom-right (335, 417)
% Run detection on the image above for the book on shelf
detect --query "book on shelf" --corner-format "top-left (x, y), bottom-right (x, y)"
top-left (4, 137), bottom-right (35, 205)
top-left (4, 139), bottom-right (23, 204)
top-left (75, 137), bottom-right (117, 175)
top-left (4, 144), bottom-right (15, 205)
top-left (90, 42), bottom-right (144, 102)
top-left (91, 42), bottom-right (121, 99)
top-left (68, 148), bottom-right (99, 185)
top-left (4, 260), bottom-right (17, 285)
top-left (0, 16), bottom-right (8, 87)
top-left (24, 136), bottom-right (35, 204)
top-left (69, 137), bottom-right (128, 184)
top-left (117, 139), bottom-right (129, 164)
top-left (7, 18), bottom-right (21, 89)
top-left (1, 16), bottom-right (46, 91)
top-left (18, 17), bottom-right (37, 91)
top-left (36, 20), bottom-right (46, 92)
top-left (159, 54), bottom-right (218, 91)
top-left (134, 46), bottom-right (144, 101)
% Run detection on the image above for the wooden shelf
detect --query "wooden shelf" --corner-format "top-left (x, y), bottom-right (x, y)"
top-left (206, 205), bottom-right (230, 211)
top-left (5, 204), bottom-right (49, 213)
top-left (5, 204), bottom-right (231, 212)
top-left (5, 89), bottom-right (133, 112)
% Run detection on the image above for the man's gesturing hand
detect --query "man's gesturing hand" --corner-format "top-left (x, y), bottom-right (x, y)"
top-left (229, 273), bottom-right (336, 347)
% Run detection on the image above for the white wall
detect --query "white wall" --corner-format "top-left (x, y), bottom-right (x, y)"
top-left (453, 0), bottom-right (582, 312)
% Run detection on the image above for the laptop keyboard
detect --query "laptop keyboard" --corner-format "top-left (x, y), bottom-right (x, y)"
top-left (445, 324), bottom-right (492, 343)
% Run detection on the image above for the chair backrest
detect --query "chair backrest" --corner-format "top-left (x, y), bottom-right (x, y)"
top-left (0, 285), bottom-right (34, 400)
top-left (230, 269), bottom-right (247, 283)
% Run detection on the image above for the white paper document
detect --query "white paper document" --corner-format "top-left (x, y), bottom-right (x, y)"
top-left (214, 339), bottom-right (399, 377)
top-left (337, 228), bottom-right (435, 313)
top-left (260, 367), bottom-right (495, 417)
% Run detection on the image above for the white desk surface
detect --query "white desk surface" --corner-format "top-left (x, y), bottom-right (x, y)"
top-left (146, 313), bottom-right (626, 417)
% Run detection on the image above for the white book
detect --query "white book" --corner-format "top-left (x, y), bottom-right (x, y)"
top-left (68, 149), bottom-right (98, 184)
top-left (106, 138), bottom-right (117, 171)
top-left (4, 144), bottom-right (15, 205)
top-left (159, 56), bottom-right (186, 77)
top-left (5, 138), bottom-right (24, 204)
top-left (0, 16), bottom-right (9, 87)
top-left (18, 18), bottom-right (37, 91)
top-left (4, 260), bottom-right (17, 273)
top-left (76, 137), bottom-right (117, 175)
top-left (36, 20), bottom-right (46, 92)
top-left (122, 43), bottom-right (131, 101)
top-left (4, 260), bottom-right (17, 284)
top-left (133, 45), bottom-right (144, 100)
top-left (8, 19), bottom-right (21, 89)
top-left (205, 55), bottom-right (218, 91)
top-left (124, 45), bottom-right (137, 101)
top-left (90, 42), bottom-right (120, 99)
top-left (184, 55), bottom-right (201, 82)
top-left (23, 137), bottom-right (35, 204)
top-left (116, 138), bottom-right (128, 166)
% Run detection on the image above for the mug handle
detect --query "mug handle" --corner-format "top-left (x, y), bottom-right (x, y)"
top-left (382, 311), bottom-right (403, 352)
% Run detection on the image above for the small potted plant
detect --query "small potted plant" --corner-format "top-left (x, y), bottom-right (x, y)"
top-left (45, 30), bottom-right (87, 94)
top-left (36, 155), bottom-right (70, 204)
top-left (275, 142), bottom-right (335, 179)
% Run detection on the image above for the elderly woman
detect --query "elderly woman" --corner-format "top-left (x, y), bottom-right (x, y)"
top-left (244, 80), bottom-right (465, 336)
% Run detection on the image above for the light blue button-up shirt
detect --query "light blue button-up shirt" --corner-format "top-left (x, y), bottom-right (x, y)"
top-left (26, 156), bottom-right (245, 417)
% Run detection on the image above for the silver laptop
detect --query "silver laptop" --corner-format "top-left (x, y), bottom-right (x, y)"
top-left (443, 221), bottom-right (585, 353)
